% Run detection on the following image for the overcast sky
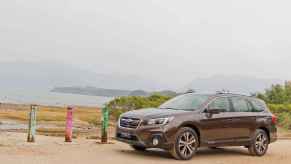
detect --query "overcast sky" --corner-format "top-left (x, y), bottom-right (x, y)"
top-left (0, 0), bottom-right (291, 88)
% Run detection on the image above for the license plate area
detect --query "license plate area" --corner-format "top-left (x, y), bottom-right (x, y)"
top-left (118, 132), bottom-right (138, 141)
top-left (120, 132), bottom-right (131, 139)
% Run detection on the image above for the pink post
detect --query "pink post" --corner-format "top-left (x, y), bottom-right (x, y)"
top-left (65, 106), bottom-right (74, 142)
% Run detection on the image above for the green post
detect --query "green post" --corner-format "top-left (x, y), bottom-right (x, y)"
top-left (27, 105), bottom-right (37, 142)
top-left (101, 106), bottom-right (109, 143)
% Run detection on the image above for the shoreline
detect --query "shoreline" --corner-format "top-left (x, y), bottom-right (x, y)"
top-left (0, 102), bottom-right (102, 109)
top-left (0, 87), bottom-right (112, 107)
top-left (0, 102), bottom-right (116, 139)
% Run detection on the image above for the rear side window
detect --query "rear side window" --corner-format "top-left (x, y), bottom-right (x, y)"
top-left (231, 97), bottom-right (252, 112)
top-left (249, 99), bottom-right (266, 112)
top-left (208, 97), bottom-right (230, 112)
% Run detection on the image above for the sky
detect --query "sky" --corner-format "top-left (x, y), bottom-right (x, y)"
top-left (0, 0), bottom-right (291, 88)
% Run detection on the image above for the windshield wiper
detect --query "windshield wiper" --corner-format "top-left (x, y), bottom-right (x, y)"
top-left (159, 107), bottom-right (178, 110)
top-left (160, 107), bottom-right (195, 111)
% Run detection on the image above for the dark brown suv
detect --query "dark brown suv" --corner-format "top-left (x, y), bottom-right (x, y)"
top-left (116, 93), bottom-right (277, 160)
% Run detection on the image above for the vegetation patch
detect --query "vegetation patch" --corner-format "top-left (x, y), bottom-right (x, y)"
top-left (0, 105), bottom-right (100, 126)
top-left (256, 82), bottom-right (291, 130)
top-left (268, 104), bottom-right (291, 130)
top-left (107, 94), bottom-right (171, 120)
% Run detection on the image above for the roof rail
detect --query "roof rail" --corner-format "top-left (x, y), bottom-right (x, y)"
top-left (215, 90), bottom-right (250, 97)
top-left (216, 90), bottom-right (230, 94)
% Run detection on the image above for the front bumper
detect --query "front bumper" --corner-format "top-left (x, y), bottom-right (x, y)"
top-left (116, 125), bottom-right (174, 149)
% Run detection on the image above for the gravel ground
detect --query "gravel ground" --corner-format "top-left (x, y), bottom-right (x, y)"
top-left (0, 132), bottom-right (291, 164)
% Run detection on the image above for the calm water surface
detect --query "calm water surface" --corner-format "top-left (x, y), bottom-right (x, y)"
top-left (0, 87), bottom-right (113, 107)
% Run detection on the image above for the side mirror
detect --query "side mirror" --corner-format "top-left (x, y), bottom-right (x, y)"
top-left (206, 108), bottom-right (222, 114)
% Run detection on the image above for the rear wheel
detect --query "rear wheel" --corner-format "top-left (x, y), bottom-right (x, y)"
top-left (170, 127), bottom-right (199, 160)
top-left (131, 145), bottom-right (146, 151)
top-left (248, 129), bottom-right (269, 156)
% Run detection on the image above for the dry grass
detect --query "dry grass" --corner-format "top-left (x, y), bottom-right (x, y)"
top-left (0, 104), bottom-right (102, 126)
top-left (0, 103), bottom-right (116, 138)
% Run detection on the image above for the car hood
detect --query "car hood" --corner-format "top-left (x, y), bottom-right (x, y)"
top-left (121, 108), bottom-right (192, 119)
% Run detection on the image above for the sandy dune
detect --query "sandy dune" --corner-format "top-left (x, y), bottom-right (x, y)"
top-left (0, 132), bottom-right (291, 164)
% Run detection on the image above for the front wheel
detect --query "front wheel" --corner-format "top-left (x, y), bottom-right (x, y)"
top-left (248, 129), bottom-right (269, 156)
top-left (170, 127), bottom-right (199, 160)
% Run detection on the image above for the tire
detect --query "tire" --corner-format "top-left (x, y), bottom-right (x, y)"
top-left (248, 129), bottom-right (269, 156)
top-left (131, 145), bottom-right (146, 151)
top-left (170, 127), bottom-right (199, 160)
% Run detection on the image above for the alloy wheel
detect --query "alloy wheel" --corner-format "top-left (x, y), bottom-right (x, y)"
top-left (178, 131), bottom-right (197, 158)
top-left (255, 133), bottom-right (268, 154)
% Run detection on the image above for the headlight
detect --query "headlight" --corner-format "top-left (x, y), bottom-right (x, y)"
top-left (145, 117), bottom-right (174, 126)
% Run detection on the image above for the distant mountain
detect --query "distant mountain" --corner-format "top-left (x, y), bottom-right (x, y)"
top-left (184, 75), bottom-right (284, 95)
top-left (51, 87), bottom-right (131, 97)
top-left (0, 62), bottom-right (284, 96)
top-left (128, 90), bottom-right (149, 96)
top-left (52, 86), bottom-right (178, 97)
top-left (0, 61), bottom-right (162, 91)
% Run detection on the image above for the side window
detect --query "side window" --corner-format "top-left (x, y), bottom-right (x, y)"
top-left (231, 97), bottom-right (251, 112)
top-left (208, 97), bottom-right (230, 112)
top-left (249, 99), bottom-right (266, 112)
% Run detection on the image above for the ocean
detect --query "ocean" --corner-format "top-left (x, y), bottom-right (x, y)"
top-left (0, 87), bottom-right (113, 107)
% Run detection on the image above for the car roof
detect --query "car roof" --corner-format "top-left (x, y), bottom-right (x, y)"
top-left (183, 92), bottom-right (255, 99)
top-left (183, 92), bottom-right (249, 96)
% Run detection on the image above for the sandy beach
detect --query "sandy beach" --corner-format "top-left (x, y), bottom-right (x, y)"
top-left (0, 132), bottom-right (291, 164)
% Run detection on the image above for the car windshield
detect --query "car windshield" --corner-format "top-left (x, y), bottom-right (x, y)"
top-left (159, 94), bottom-right (210, 111)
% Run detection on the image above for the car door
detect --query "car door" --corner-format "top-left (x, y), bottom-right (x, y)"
top-left (200, 96), bottom-right (236, 144)
top-left (228, 96), bottom-right (257, 142)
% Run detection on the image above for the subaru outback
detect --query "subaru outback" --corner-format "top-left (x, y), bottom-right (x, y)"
top-left (116, 93), bottom-right (277, 160)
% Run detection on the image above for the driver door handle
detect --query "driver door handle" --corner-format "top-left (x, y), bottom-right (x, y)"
top-left (225, 118), bottom-right (234, 122)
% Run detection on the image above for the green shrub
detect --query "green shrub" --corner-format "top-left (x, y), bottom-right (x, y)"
top-left (268, 104), bottom-right (291, 130)
top-left (256, 82), bottom-right (291, 104)
top-left (275, 112), bottom-right (291, 129)
top-left (256, 82), bottom-right (291, 129)
top-left (110, 109), bottom-right (128, 121)
top-left (108, 94), bottom-right (171, 120)
top-left (268, 104), bottom-right (291, 113)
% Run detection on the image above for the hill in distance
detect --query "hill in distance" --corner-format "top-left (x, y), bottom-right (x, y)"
top-left (0, 61), bottom-right (163, 91)
top-left (51, 86), bottom-right (177, 97)
top-left (0, 61), bottom-right (284, 97)
top-left (184, 75), bottom-right (284, 95)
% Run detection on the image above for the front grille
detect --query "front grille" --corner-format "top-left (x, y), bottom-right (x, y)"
top-left (119, 117), bottom-right (141, 129)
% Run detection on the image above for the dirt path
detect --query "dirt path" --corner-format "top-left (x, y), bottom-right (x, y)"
top-left (0, 132), bottom-right (291, 164)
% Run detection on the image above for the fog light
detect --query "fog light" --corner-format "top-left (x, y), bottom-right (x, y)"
top-left (153, 137), bottom-right (159, 146)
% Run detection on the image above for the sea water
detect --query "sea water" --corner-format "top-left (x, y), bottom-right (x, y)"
top-left (0, 87), bottom-right (113, 107)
